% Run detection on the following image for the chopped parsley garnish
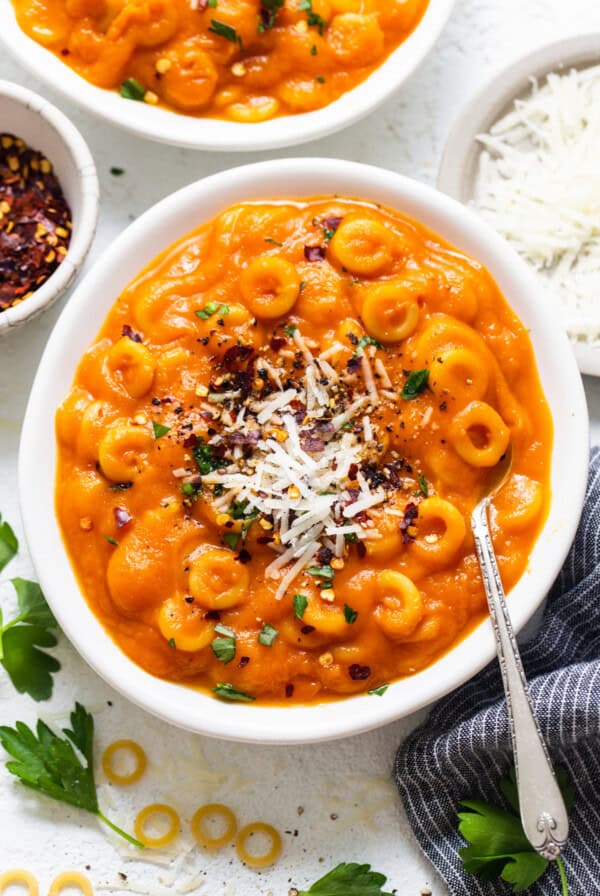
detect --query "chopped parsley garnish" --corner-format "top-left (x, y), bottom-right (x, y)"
top-left (105, 535), bottom-right (119, 546)
top-left (110, 167), bottom-right (125, 176)
top-left (0, 512), bottom-right (18, 572)
top-left (181, 482), bottom-right (200, 498)
top-left (307, 564), bottom-right (334, 581)
top-left (264, 236), bottom-right (283, 246)
top-left (0, 703), bottom-right (143, 848)
top-left (343, 604), bottom-right (358, 624)
top-left (168, 638), bottom-right (176, 649)
top-left (152, 421), bottom-right (170, 439)
top-left (257, 0), bottom-right (284, 31)
top-left (316, 75), bottom-right (326, 84)
top-left (368, 685), bottom-right (389, 697)
top-left (0, 578), bottom-right (60, 701)
top-left (223, 532), bottom-right (241, 550)
top-left (298, 0), bottom-right (328, 34)
top-left (298, 863), bottom-right (394, 895)
top-left (120, 78), bottom-right (145, 101)
top-left (293, 593), bottom-right (308, 619)
top-left (417, 474), bottom-right (428, 497)
top-left (208, 19), bottom-right (243, 47)
top-left (458, 766), bottom-right (573, 894)
top-left (229, 499), bottom-right (258, 522)
top-left (193, 439), bottom-right (224, 475)
top-left (284, 322), bottom-right (297, 337)
top-left (401, 368), bottom-right (430, 399)
top-left (310, 44), bottom-right (317, 55)
top-left (196, 301), bottom-right (230, 320)
top-left (354, 335), bottom-right (383, 356)
top-left (213, 682), bottom-right (255, 702)
top-left (211, 627), bottom-right (236, 663)
top-left (258, 623), bottom-right (278, 646)
top-left (344, 532), bottom-right (359, 544)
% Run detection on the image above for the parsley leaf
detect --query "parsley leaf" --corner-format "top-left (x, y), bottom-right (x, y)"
top-left (368, 685), bottom-right (389, 696)
top-left (0, 579), bottom-right (60, 701)
top-left (0, 514), bottom-right (18, 572)
top-left (307, 564), bottom-right (334, 584)
top-left (258, 623), bottom-right (278, 646)
top-left (223, 532), bottom-right (241, 550)
top-left (152, 421), bottom-right (170, 439)
top-left (298, 0), bottom-right (328, 34)
top-left (0, 703), bottom-right (143, 847)
top-left (458, 766), bottom-right (572, 894)
top-left (213, 682), bottom-right (255, 702)
top-left (196, 301), bottom-right (230, 320)
top-left (293, 593), bottom-right (308, 619)
top-left (416, 474), bottom-right (428, 497)
top-left (344, 604), bottom-right (358, 624)
top-left (354, 335), bottom-right (383, 356)
top-left (298, 862), bottom-right (394, 895)
top-left (208, 19), bottom-right (243, 47)
top-left (211, 635), bottom-right (236, 664)
top-left (401, 368), bottom-right (430, 399)
top-left (284, 322), bottom-right (297, 337)
top-left (193, 438), bottom-right (225, 475)
top-left (120, 78), bottom-right (145, 101)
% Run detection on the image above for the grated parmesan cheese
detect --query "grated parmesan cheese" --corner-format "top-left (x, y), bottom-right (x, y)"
top-left (473, 64), bottom-right (600, 344)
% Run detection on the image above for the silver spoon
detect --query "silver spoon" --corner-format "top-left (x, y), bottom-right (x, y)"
top-left (471, 444), bottom-right (569, 859)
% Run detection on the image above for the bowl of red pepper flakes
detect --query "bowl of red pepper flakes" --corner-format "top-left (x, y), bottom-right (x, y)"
top-left (0, 80), bottom-right (98, 335)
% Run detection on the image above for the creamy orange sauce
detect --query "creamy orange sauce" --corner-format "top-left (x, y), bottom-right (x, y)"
top-left (55, 197), bottom-right (552, 704)
top-left (12, 0), bottom-right (429, 121)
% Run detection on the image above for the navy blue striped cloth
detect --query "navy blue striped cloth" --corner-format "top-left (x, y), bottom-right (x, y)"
top-left (396, 447), bottom-right (600, 895)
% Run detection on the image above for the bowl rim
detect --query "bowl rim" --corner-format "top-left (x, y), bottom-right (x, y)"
top-left (436, 31), bottom-right (600, 377)
top-left (0, 0), bottom-right (456, 151)
top-left (0, 78), bottom-right (99, 334)
top-left (19, 158), bottom-right (589, 744)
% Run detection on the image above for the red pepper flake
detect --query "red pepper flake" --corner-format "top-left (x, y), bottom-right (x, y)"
top-left (400, 501), bottom-right (419, 544)
top-left (238, 655), bottom-right (250, 668)
top-left (113, 507), bottom-right (132, 528)
top-left (348, 663), bottom-right (371, 681)
top-left (0, 133), bottom-right (72, 311)
top-left (301, 624), bottom-right (315, 635)
top-left (204, 609), bottom-right (221, 620)
top-left (122, 324), bottom-right (142, 342)
top-left (236, 548), bottom-right (252, 564)
top-left (285, 683), bottom-right (294, 698)
top-left (304, 245), bottom-right (326, 262)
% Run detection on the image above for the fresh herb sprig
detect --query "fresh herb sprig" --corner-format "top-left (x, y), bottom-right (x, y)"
top-left (0, 703), bottom-right (143, 848)
top-left (0, 513), bottom-right (18, 572)
top-left (0, 578), bottom-right (60, 701)
top-left (458, 766), bottom-right (573, 894)
top-left (298, 862), bottom-right (394, 895)
top-left (401, 368), bottom-right (430, 399)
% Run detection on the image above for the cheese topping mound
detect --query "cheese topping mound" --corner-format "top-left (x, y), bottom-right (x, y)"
top-left (473, 64), bottom-right (600, 344)
top-left (181, 327), bottom-right (413, 599)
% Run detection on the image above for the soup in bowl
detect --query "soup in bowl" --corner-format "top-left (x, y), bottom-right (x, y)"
top-left (19, 160), bottom-right (588, 742)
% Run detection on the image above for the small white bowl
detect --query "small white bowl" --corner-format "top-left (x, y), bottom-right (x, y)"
top-left (0, 79), bottom-right (99, 335)
top-left (19, 159), bottom-right (588, 744)
top-left (0, 0), bottom-right (455, 152)
top-left (437, 33), bottom-right (600, 377)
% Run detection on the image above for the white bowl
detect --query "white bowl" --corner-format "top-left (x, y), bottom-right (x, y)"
top-left (0, 79), bottom-right (99, 335)
top-left (19, 159), bottom-right (588, 744)
top-left (0, 0), bottom-right (455, 151)
top-left (437, 33), bottom-right (600, 377)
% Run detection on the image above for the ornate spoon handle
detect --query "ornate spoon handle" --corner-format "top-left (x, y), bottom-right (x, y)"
top-left (471, 498), bottom-right (569, 859)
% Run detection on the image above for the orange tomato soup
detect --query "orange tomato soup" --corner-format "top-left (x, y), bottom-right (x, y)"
top-left (11, 0), bottom-right (429, 121)
top-left (55, 197), bottom-right (552, 704)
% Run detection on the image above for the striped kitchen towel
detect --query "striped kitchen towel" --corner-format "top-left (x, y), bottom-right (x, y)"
top-left (396, 447), bottom-right (600, 895)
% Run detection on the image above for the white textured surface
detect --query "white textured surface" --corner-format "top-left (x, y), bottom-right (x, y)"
top-left (2, 0), bottom-right (600, 891)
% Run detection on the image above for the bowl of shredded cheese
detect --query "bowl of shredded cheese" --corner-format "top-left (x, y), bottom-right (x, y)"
top-left (438, 33), bottom-right (600, 376)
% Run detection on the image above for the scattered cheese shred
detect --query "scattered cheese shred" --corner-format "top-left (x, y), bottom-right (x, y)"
top-left (473, 64), bottom-right (600, 344)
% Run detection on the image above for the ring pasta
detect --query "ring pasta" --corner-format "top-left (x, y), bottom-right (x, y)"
top-left (134, 804), bottom-right (180, 848)
top-left (49, 873), bottom-right (93, 896)
top-left (102, 739), bottom-right (147, 785)
top-left (55, 196), bottom-right (552, 703)
top-left (10, 0), bottom-right (429, 121)
top-left (191, 803), bottom-right (238, 849)
top-left (236, 822), bottom-right (282, 868)
top-left (0, 871), bottom-right (38, 896)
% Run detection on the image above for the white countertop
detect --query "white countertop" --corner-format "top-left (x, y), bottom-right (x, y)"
top-left (2, 1), bottom-right (600, 891)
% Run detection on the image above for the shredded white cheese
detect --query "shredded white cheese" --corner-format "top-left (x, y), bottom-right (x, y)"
top-left (473, 64), bottom-right (600, 344)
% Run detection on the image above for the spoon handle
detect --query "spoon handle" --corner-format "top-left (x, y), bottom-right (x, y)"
top-left (471, 498), bottom-right (569, 860)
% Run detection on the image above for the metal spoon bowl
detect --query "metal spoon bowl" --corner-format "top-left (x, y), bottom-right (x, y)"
top-left (471, 445), bottom-right (569, 859)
